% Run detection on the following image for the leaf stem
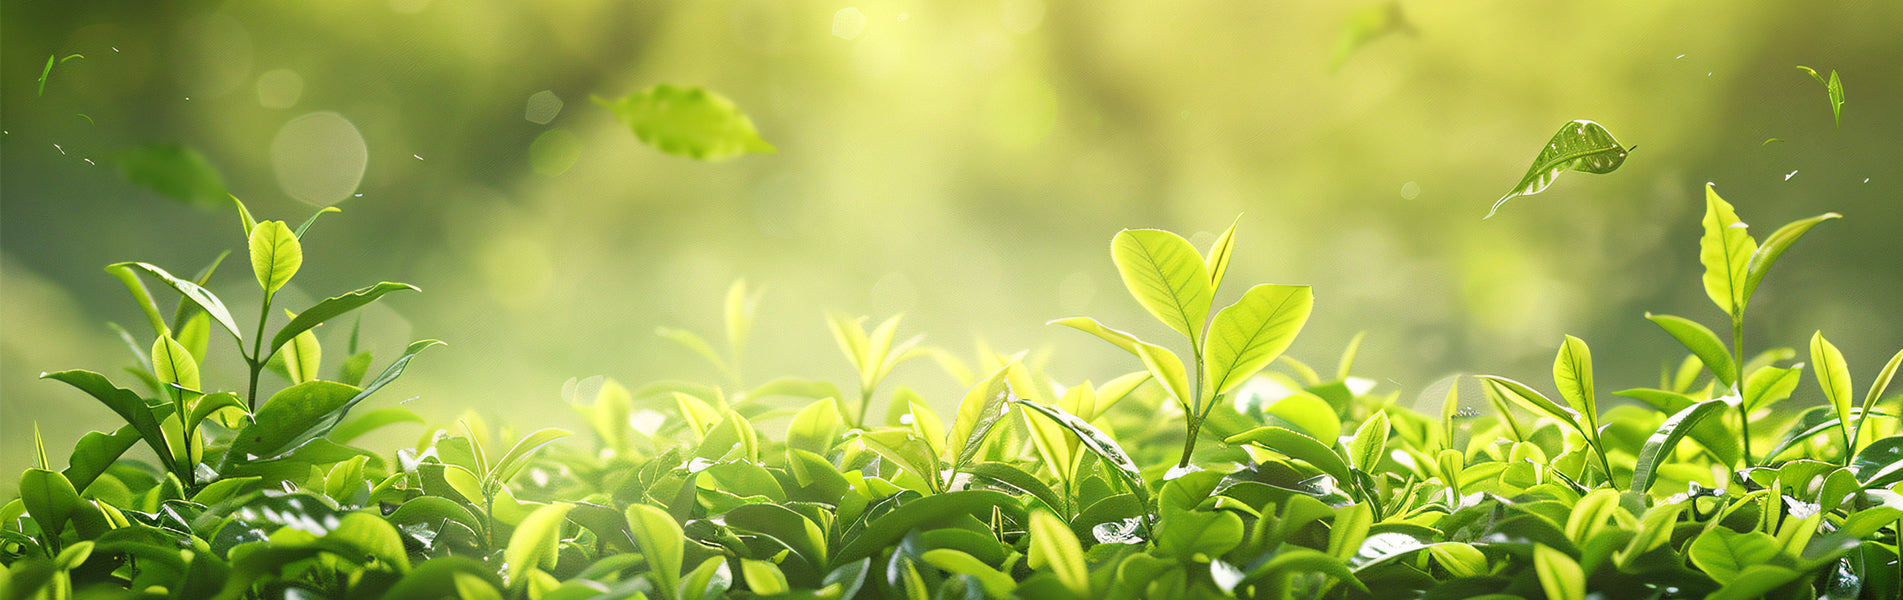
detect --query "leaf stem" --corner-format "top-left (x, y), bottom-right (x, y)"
top-left (246, 293), bottom-right (274, 412)
top-left (1732, 316), bottom-right (1752, 466)
top-left (1177, 347), bottom-right (1206, 469)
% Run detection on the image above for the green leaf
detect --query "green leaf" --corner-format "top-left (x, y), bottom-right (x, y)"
top-left (185, 392), bottom-right (247, 440)
top-left (1486, 120), bottom-right (1631, 219)
top-left (595, 85), bottom-right (775, 161)
top-left (233, 195), bottom-right (259, 236)
top-left (1812, 331), bottom-right (1856, 453)
top-left (1203, 284), bottom-right (1314, 396)
top-left (61, 425), bottom-right (140, 494)
top-left (267, 282), bottom-right (419, 362)
top-left (40, 370), bottom-right (175, 475)
top-left (104, 264), bottom-right (169, 338)
top-left (19, 468), bottom-right (84, 540)
top-left (627, 504), bottom-right (685, 600)
top-left (228, 381), bottom-right (364, 461)
top-left (328, 511), bottom-right (410, 572)
top-left (487, 428), bottom-right (572, 490)
top-left (1744, 212), bottom-right (1839, 308)
top-left (278, 309), bottom-right (321, 384)
top-left (242, 339), bottom-right (441, 461)
top-left (53, 540), bottom-right (94, 571)
top-left (1049, 316), bottom-right (1144, 356)
top-left (1852, 436), bottom-right (1903, 490)
top-left (832, 490), bottom-right (1021, 567)
top-left (1709, 565), bottom-right (1804, 600)
top-left (1225, 426), bottom-right (1352, 488)
top-left (1645, 313), bottom-right (1738, 388)
top-left (657, 327), bottom-right (731, 377)
top-left (1798, 66), bottom-right (1845, 127)
top-left (1477, 375), bottom-right (1584, 436)
top-left (1630, 399), bottom-right (1729, 494)
top-left (506, 503), bottom-right (575, 587)
top-left (1013, 400), bottom-right (1149, 504)
top-left (852, 429), bottom-right (940, 489)
top-left (945, 365), bottom-right (1014, 469)
top-left (724, 503), bottom-right (828, 572)
top-left (1029, 510), bottom-right (1089, 596)
top-left (1688, 527), bottom-right (1780, 581)
top-left (1552, 335), bottom-right (1598, 423)
top-left (1348, 410), bottom-right (1389, 472)
top-left (1533, 544), bottom-right (1585, 600)
top-left (1330, 2), bottom-right (1413, 72)
top-left (724, 279), bottom-right (760, 361)
top-left (786, 398), bottom-right (842, 454)
top-left (1205, 214), bottom-right (1241, 291)
top-left (151, 333), bottom-right (200, 400)
top-left (1157, 508), bottom-right (1243, 561)
top-left (920, 549), bottom-right (1015, 598)
top-left (115, 144), bottom-right (228, 209)
top-left (112, 262), bottom-right (244, 345)
top-left (1135, 340), bottom-right (1192, 412)
top-left (965, 462), bottom-right (1064, 515)
top-left (1700, 184), bottom-right (1758, 319)
top-left (176, 313), bottom-right (211, 365)
top-left (1742, 366), bottom-right (1801, 413)
top-left (292, 206), bottom-right (343, 238)
top-left (249, 220), bottom-right (302, 296)
top-left (738, 559), bottom-right (788, 595)
top-left (1428, 542), bottom-right (1488, 579)
top-left (1111, 228), bottom-right (1214, 342)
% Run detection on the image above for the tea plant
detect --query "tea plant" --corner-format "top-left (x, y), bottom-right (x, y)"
top-left (5, 190), bottom-right (1903, 600)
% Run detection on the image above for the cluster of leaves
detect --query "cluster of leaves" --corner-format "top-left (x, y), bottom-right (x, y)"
top-left (6, 190), bottom-right (1903, 600)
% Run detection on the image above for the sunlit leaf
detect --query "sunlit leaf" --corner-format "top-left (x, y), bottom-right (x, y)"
top-left (1204, 284), bottom-right (1313, 396)
top-left (1486, 120), bottom-right (1631, 219)
top-left (1700, 185), bottom-right (1757, 319)
top-left (595, 84), bottom-right (775, 161)
top-left (1112, 228), bottom-right (1214, 342)
top-left (249, 220), bottom-right (303, 296)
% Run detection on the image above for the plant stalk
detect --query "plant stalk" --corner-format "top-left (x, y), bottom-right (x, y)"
top-left (1733, 317), bottom-right (1752, 466)
top-left (246, 293), bottom-right (274, 412)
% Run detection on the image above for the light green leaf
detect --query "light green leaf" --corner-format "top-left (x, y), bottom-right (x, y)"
top-left (1709, 565), bottom-right (1803, 600)
top-left (1205, 214), bottom-right (1241, 291)
top-left (1859, 350), bottom-right (1903, 446)
top-left (1552, 335), bottom-right (1598, 423)
top-left (278, 310), bottom-right (321, 384)
top-left (267, 282), bottom-right (420, 360)
top-left (1688, 527), bottom-right (1780, 581)
top-left (724, 279), bottom-right (759, 360)
top-left (831, 491), bottom-right (1021, 567)
top-left (1630, 399), bottom-right (1728, 494)
top-left (1048, 316), bottom-right (1144, 356)
top-left (786, 397), bottom-right (842, 455)
top-left (1111, 228), bottom-right (1214, 342)
top-left (1225, 426), bottom-right (1351, 488)
top-left (1700, 185), bottom-right (1757, 318)
top-left (19, 468), bottom-right (84, 540)
top-left (945, 364), bottom-right (1013, 469)
top-left (920, 549), bottom-right (1015, 598)
top-left (1645, 313), bottom-right (1738, 388)
top-left (112, 262), bottom-right (243, 345)
top-left (228, 381), bottom-right (362, 461)
top-left (328, 511), bottom-right (410, 572)
top-left (595, 85), bottom-right (775, 161)
top-left (1477, 375), bottom-right (1583, 436)
top-left (506, 503), bottom-right (575, 587)
top-left (1742, 366), bottom-right (1801, 413)
top-left (1028, 510), bottom-right (1088, 596)
top-left (1348, 410), bottom-right (1389, 472)
top-left (1797, 66), bottom-right (1844, 127)
top-left (1014, 400), bottom-right (1148, 504)
top-left (1158, 508), bottom-right (1243, 561)
top-left (1135, 340), bottom-right (1192, 412)
top-left (739, 560), bottom-right (788, 595)
top-left (1427, 543), bottom-right (1487, 579)
top-left (1204, 284), bottom-right (1314, 396)
top-left (627, 504), bottom-right (684, 599)
top-left (852, 429), bottom-right (939, 489)
top-left (104, 263), bottom-right (169, 338)
top-left (176, 312), bottom-right (211, 365)
top-left (291, 206), bottom-right (342, 238)
top-left (1486, 120), bottom-right (1631, 219)
top-left (1811, 331), bottom-right (1855, 453)
top-left (1744, 213), bottom-right (1839, 308)
top-left (1533, 544), bottom-right (1585, 600)
top-left (249, 220), bottom-right (303, 296)
top-left (488, 428), bottom-right (572, 489)
top-left (1563, 488), bottom-right (1622, 544)
top-left (116, 144), bottom-right (228, 209)
top-left (151, 334), bottom-right (200, 399)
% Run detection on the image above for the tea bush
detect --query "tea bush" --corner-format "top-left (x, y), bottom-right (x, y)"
top-left (4, 188), bottom-right (1901, 600)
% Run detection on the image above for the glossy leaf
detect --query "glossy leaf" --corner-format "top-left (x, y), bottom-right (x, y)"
top-left (945, 365), bottom-right (1013, 469)
top-left (1812, 331), bottom-right (1855, 451)
top-left (1688, 528), bottom-right (1780, 581)
top-left (1225, 426), bottom-right (1352, 488)
top-left (1135, 340), bottom-right (1192, 411)
top-left (1028, 510), bottom-right (1088, 597)
top-left (1646, 313), bottom-right (1738, 387)
top-left (1049, 316), bottom-right (1143, 356)
top-left (111, 262), bottom-right (243, 344)
top-left (1552, 335), bottom-right (1598, 424)
top-left (506, 503), bottom-right (574, 587)
top-left (40, 370), bottom-right (174, 474)
top-left (1111, 228), bottom-right (1213, 342)
top-left (249, 220), bottom-right (302, 295)
top-left (1486, 120), bottom-right (1631, 219)
top-left (785, 397), bottom-right (842, 455)
top-left (228, 381), bottom-right (363, 462)
top-left (1477, 375), bottom-right (1583, 436)
top-left (1348, 411), bottom-right (1389, 472)
top-left (1630, 399), bottom-right (1729, 494)
top-left (1797, 66), bottom-right (1845, 127)
top-left (1700, 185), bottom-right (1757, 318)
top-left (268, 282), bottom-right (420, 361)
top-left (921, 549), bottom-right (1014, 598)
top-left (1744, 212), bottom-right (1839, 307)
top-left (832, 491), bottom-right (1020, 567)
top-left (1013, 400), bottom-right (1148, 503)
top-left (1742, 366), bottom-right (1801, 413)
top-left (627, 504), bottom-right (685, 599)
top-left (1204, 284), bottom-right (1314, 395)
top-left (595, 84), bottom-right (775, 161)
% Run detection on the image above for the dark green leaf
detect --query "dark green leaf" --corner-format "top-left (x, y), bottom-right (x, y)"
top-left (40, 370), bottom-right (175, 475)
top-left (1226, 426), bottom-right (1351, 487)
top-left (1486, 120), bottom-right (1631, 219)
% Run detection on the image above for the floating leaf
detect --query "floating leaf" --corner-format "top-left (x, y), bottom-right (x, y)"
top-left (1797, 66), bottom-right (1845, 127)
top-left (595, 85), bottom-right (775, 161)
top-left (1486, 120), bottom-right (1631, 219)
top-left (116, 144), bottom-right (229, 209)
top-left (1330, 2), bottom-right (1413, 71)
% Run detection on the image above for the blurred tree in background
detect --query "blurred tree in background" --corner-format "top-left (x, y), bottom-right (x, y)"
top-left (4, 0), bottom-right (1899, 490)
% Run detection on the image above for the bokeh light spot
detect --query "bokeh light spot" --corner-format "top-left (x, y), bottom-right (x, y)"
top-left (833, 7), bottom-right (867, 40)
top-left (270, 111), bottom-right (368, 205)
top-left (525, 90), bottom-right (563, 125)
top-left (1400, 181), bottom-right (1421, 200)
top-left (257, 69), bottom-right (304, 109)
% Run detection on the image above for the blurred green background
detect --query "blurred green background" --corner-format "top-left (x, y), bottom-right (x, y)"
top-left (4, 0), bottom-right (1900, 490)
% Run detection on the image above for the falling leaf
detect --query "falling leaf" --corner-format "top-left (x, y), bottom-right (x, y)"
top-left (1796, 66), bottom-right (1844, 127)
top-left (1486, 120), bottom-right (1632, 219)
top-left (1331, 2), bottom-right (1414, 72)
top-left (1761, 138), bottom-right (1782, 146)
top-left (595, 85), bottom-right (776, 161)
top-left (116, 144), bottom-right (229, 209)
top-left (36, 53), bottom-right (83, 96)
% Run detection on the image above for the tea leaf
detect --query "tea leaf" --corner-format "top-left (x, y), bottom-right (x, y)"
top-left (1204, 284), bottom-right (1314, 396)
top-left (505, 503), bottom-right (574, 587)
top-left (832, 491), bottom-right (1020, 567)
top-left (1632, 401), bottom-right (1728, 495)
top-left (627, 504), bottom-right (685, 599)
top-left (1811, 331), bottom-right (1855, 453)
top-left (1112, 229), bottom-right (1214, 342)
top-left (945, 364), bottom-right (1014, 469)
top-left (595, 85), bottom-right (775, 161)
top-left (1205, 214), bottom-right (1242, 290)
top-left (1049, 316), bottom-right (1144, 356)
top-left (278, 310), bottom-right (322, 384)
top-left (1014, 399), bottom-right (1149, 504)
top-left (41, 370), bottom-right (175, 474)
top-left (1688, 528), bottom-right (1780, 581)
top-left (1552, 335), bottom-right (1598, 421)
top-left (1744, 212), bottom-right (1839, 308)
top-left (1348, 410), bottom-right (1389, 472)
top-left (1028, 510), bottom-right (1089, 596)
top-left (1533, 544), bottom-right (1585, 600)
top-left (1486, 120), bottom-right (1631, 219)
top-left (786, 397), bottom-right (842, 455)
top-left (112, 262), bottom-right (244, 345)
top-left (1797, 66), bottom-right (1844, 127)
top-left (488, 428), bottom-right (572, 489)
top-left (1645, 313), bottom-right (1738, 387)
top-left (268, 282), bottom-right (420, 363)
top-left (1225, 426), bottom-right (1352, 489)
top-left (1700, 185), bottom-right (1757, 319)
top-left (249, 220), bottom-right (303, 296)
